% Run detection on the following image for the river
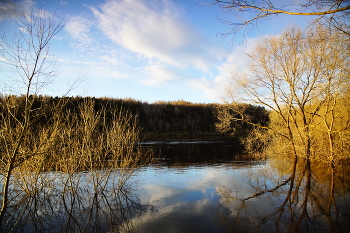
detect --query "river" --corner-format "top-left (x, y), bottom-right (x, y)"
top-left (127, 136), bottom-right (350, 233)
top-left (2, 136), bottom-right (349, 232)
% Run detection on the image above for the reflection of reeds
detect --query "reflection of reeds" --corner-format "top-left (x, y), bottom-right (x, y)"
top-left (0, 99), bottom-right (153, 232)
top-left (2, 170), bottom-right (150, 232)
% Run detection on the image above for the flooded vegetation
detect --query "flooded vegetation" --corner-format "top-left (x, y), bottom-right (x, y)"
top-left (2, 136), bottom-right (349, 232)
top-left (1, 171), bottom-right (149, 232)
top-left (0, 98), bottom-right (152, 232)
top-left (1, 6), bottom-right (349, 233)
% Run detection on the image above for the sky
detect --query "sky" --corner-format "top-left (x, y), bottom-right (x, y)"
top-left (0, 0), bottom-right (314, 103)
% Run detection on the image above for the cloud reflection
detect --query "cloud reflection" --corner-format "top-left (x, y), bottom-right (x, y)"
top-left (129, 163), bottom-right (263, 232)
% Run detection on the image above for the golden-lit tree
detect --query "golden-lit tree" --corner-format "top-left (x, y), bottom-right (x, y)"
top-left (216, 25), bottom-right (349, 164)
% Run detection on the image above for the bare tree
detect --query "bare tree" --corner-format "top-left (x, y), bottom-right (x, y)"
top-left (0, 7), bottom-right (64, 223)
top-left (211, 0), bottom-right (350, 36)
top-left (216, 25), bottom-right (350, 164)
top-left (1, 8), bottom-right (64, 94)
top-left (0, 8), bottom-right (153, 231)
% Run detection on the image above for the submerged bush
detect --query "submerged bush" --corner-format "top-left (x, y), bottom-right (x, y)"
top-left (0, 98), bottom-right (153, 232)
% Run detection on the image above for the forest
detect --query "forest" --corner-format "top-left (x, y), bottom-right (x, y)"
top-left (0, 94), bottom-right (269, 136)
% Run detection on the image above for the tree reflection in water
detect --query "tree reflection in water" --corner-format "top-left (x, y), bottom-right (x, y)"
top-left (217, 158), bottom-right (350, 233)
top-left (1, 171), bottom-right (150, 233)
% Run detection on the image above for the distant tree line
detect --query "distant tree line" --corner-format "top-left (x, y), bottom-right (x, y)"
top-left (0, 95), bottom-right (269, 136)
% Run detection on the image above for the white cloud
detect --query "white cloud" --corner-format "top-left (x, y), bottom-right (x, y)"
top-left (141, 61), bottom-right (186, 86)
top-left (0, 0), bottom-right (34, 22)
top-left (187, 36), bottom-right (273, 102)
top-left (91, 0), bottom-right (222, 71)
top-left (65, 15), bottom-right (95, 50)
top-left (188, 43), bottom-right (252, 101)
top-left (73, 59), bottom-right (127, 80)
top-left (99, 55), bottom-right (121, 66)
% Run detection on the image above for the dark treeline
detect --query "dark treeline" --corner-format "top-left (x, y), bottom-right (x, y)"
top-left (0, 95), bottom-right (269, 136)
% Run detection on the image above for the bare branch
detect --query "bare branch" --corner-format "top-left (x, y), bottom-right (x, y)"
top-left (211, 0), bottom-right (350, 36)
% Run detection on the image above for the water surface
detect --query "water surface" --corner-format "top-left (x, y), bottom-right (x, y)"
top-left (129, 136), bottom-right (350, 233)
top-left (3, 136), bottom-right (349, 232)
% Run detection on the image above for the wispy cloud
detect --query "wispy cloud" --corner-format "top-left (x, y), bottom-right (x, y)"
top-left (188, 44), bottom-right (252, 101)
top-left (90, 0), bottom-right (223, 85)
top-left (99, 55), bottom-right (122, 66)
top-left (65, 15), bottom-right (95, 50)
top-left (0, 0), bottom-right (34, 22)
top-left (141, 61), bottom-right (187, 86)
top-left (73, 59), bottom-right (127, 80)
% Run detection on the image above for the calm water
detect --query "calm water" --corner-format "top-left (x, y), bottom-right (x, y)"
top-left (3, 136), bottom-right (350, 232)
top-left (127, 136), bottom-right (350, 233)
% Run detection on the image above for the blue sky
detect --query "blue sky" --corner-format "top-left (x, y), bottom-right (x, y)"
top-left (0, 0), bottom-right (312, 103)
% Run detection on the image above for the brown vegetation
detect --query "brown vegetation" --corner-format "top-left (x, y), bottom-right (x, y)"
top-left (0, 8), bottom-right (153, 231)
top-left (216, 25), bottom-right (350, 164)
top-left (0, 95), bottom-right (153, 231)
